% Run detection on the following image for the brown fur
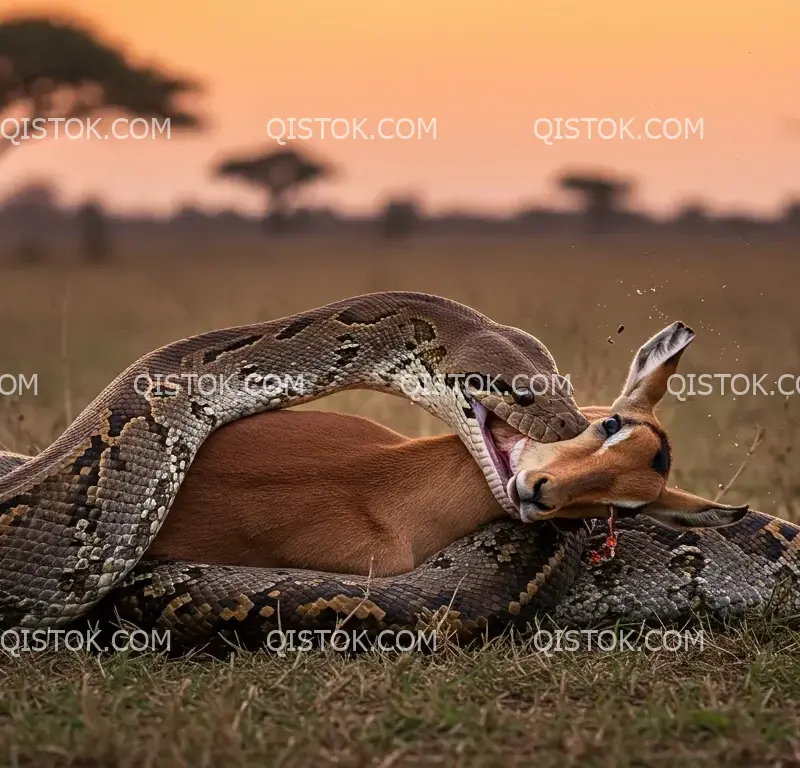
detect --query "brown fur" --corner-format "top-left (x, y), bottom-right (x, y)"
top-left (508, 404), bottom-right (670, 515)
top-left (148, 410), bottom-right (744, 577)
top-left (147, 410), bottom-right (503, 576)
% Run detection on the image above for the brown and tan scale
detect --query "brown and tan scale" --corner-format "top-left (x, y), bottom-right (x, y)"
top-left (0, 292), bottom-right (589, 633)
top-left (3, 292), bottom-right (800, 651)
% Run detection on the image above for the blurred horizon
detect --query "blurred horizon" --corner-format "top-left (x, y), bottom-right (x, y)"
top-left (1, 0), bottom-right (798, 217)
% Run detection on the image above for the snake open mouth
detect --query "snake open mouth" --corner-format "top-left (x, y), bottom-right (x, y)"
top-left (471, 399), bottom-right (521, 498)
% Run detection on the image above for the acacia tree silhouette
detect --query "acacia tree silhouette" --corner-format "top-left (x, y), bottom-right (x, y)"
top-left (0, 16), bottom-right (203, 159)
top-left (380, 197), bottom-right (420, 239)
top-left (215, 147), bottom-right (332, 232)
top-left (558, 172), bottom-right (631, 232)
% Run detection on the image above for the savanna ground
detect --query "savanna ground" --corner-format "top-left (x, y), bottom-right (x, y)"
top-left (1, 234), bottom-right (800, 766)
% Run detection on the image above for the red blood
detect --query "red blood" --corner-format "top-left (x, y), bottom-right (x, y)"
top-left (587, 507), bottom-right (618, 565)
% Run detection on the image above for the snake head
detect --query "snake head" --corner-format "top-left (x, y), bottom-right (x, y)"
top-left (445, 325), bottom-right (590, 444)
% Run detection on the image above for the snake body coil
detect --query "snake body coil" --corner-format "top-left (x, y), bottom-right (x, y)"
top-left (110, 511), bottom-right (800, 654)
top-left (0, 292), bottom-right (585, 630)
top-left (2, 292), bottom-right (799, 650)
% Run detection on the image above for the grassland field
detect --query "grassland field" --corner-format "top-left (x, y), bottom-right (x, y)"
top-left (1, 235), bottom-right (800, 766)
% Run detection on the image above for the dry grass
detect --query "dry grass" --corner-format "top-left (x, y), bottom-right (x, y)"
top-left (1, 234), bottom-right (799, 765)
top-left (3, 621), bottom-right (800, 767)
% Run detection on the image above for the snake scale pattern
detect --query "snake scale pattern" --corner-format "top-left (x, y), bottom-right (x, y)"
top-left (95, 510), bottom-right (800, 655)
top-left (1, 291), bottom-right (799, 653)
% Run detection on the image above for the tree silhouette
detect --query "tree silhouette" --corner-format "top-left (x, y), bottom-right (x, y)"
top-left (0, 178), bottom-right (60, 263)
top-left (782, 200), bottom-right (800, 233)
top-left (76, 198), bottom-right (110, 263)
top-left (673, 201), bottom-right (710, 234)
top-left (558, 172), bottom-right (631, 232)
top-left (0, 16), bottom-right (202, 158)
top-left (1, 178), bottom-right (58, 210)
top-left (380, 197), bottom-right (420, 239)
top-left (215, 147), bottom-right (332, 232)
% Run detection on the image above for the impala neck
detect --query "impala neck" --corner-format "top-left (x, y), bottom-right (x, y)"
top-left (346, 376), bottom-right (519, 519)
top-left (384, 433), bottom-right (507, 563)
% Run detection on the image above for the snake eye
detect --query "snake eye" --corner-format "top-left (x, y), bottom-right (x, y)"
top-left (602, 415), bottom-right (622, 437)
top-left (512, 387), bottom-right (535, 406)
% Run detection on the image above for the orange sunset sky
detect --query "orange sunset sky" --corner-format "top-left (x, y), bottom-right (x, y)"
top-left (2, 0), bottom-right (798, 216)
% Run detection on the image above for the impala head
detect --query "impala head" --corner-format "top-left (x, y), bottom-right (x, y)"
top-left (494, 321), bottom-right (748, 529)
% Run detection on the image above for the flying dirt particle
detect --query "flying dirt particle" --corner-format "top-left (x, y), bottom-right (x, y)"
top-left (606, 337), bottom-right (614, 344)
top-left (617, 325), bottom-right (625, 334)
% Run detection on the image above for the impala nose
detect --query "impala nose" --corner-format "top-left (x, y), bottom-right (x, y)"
top-left (513, 470), bottom-right (556, 521)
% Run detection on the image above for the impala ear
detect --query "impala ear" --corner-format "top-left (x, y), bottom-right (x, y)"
top-left (636, 486), bottom-right (749, 530)
top-left (611, 322), bottom-right (695, 414)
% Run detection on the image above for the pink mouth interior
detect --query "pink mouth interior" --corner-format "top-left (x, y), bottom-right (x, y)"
top-left (472, 399), bottom-right (527, 490)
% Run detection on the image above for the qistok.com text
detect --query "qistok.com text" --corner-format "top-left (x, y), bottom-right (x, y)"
top-left (133, 372), bottom-right (307, 398)
top-left (530, 628), bottom-right (706, 654)
top-left (0, 626), bottom-right (170, 656)
top-left (668, 373), bottom-right (800, 401)
top-left (263, 629), bottom-right (438, 654)
top-left (1, 117), bottom-right (171, 145)
top-left (0, 373), bottom-right (37, 396)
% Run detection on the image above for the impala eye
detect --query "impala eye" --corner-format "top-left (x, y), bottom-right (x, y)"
top-left (602, 416), bottom-right (622, 436)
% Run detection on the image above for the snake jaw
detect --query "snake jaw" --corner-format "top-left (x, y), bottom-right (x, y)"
top-left (471, 398), bottom-right (521, 515)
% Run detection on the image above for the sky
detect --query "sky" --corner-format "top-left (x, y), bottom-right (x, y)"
top-left (1, 0), bottom-right (798, 216)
